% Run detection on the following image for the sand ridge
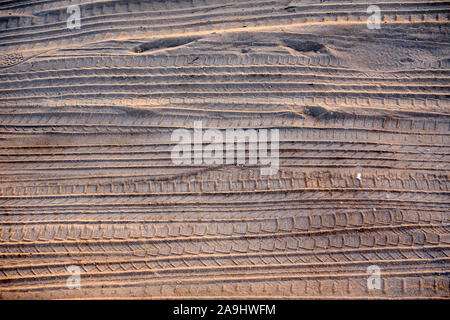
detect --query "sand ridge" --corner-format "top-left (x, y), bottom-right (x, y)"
top-left (0, 0), bottom-right (449, 299)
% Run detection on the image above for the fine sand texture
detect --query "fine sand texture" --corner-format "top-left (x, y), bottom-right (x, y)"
top-left (0, 0), bottom-right (449, 299)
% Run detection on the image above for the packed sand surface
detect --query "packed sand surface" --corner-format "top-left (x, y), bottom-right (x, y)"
top-left (0, 0), bottom-right (449, 299)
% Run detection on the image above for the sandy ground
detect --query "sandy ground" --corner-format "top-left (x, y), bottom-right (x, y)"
top-left (0, 0), bottom-right (449, 299)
